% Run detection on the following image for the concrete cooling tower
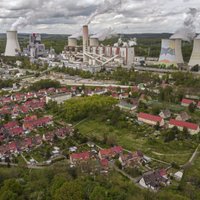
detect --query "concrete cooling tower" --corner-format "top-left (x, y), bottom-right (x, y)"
top-left (189, 35), bottom-right (200, 67)
top-left (90, 37), bottom-right (99, 47)
top-left (5, 30), bottom-right (21, 56)
top-left (68, 37), bottom-right (77, 47)
top-left (159, 39), bottom-right (184, 65)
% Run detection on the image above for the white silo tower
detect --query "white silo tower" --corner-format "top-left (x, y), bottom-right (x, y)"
top-left (159, 39), bottom-right (184, 65)
top-left (5, 30), bottom-right (21, 56)
top-left (189, 35), bottom-right (200, 67)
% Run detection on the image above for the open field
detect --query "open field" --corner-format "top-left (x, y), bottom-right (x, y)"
top-left (77, 118), bottom-right (197, 165)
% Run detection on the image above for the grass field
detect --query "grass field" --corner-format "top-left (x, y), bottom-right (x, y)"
top-left (77, 118), bottom-right (198, 165)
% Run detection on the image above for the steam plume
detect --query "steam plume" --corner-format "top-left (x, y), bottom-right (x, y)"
top-left (91, 27), bottom-right (114, 41)
top-left (170, 8), bottom-right (198, 41)
top-left (86, 0), bottom-right (122, 24)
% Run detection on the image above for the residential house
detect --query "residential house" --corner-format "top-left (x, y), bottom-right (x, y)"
top-left (137, 112), bottom-right (165, 127)
top-left (169, 119), bottom-right (200, 135)
top-left (9, 127), bottom-right (24, 137)
top-left (4, 121), bottom-right (19, 130)
top-left (70, 151), bottom-right (91, 165)
top-left (159, 109), bottom-right (171, 119)
top-left (181, 98), bottom-right (195, 107)
top-left (23, 117), bottom-right (53, 131)
top-left (119, 150), bottom-right (143, 167)
top-left (98, 146), bottom-right (123, 160)
top-left (46, 93), bottom-right (72, 104)
top-left (176, 112), bottom-right (191, 121)
top-left (139, 169), bottom-right (170, 190)
top-left (197, 102), bottom-right (200, 109)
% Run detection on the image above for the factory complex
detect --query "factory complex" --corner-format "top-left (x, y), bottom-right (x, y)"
top-left (3, 25), bottom-right (200, 71)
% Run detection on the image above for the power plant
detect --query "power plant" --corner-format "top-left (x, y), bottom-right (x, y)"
top-left (159, 39), bottom-right (184, 66)
top-left (5, 30), bottom-right (21, 57)
top-left (189, 35), bottom-right (200, 67)
top-left (63, 25), bottom-right (135, 68)
top-left (23, 33), bottom-right (47, 59)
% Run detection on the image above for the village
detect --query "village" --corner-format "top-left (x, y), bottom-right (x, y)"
top-left (0, 78), bottom-right (199, 192)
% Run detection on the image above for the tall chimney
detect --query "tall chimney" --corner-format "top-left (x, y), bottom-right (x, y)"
top-left (5, 30), bottom-right (21, 57)
top-left (83, 25), bottom-right (89, 62)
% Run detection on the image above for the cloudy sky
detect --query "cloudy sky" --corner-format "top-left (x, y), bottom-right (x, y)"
top-left (0, 0), bottom-right (199, 34)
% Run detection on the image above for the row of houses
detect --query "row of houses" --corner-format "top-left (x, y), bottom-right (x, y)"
top-left (0, 116), bottom-right (53, 140)
top-left (0, 126), bottom-right (74, 158)
top-left (137, 112), bottom-right (199, 135)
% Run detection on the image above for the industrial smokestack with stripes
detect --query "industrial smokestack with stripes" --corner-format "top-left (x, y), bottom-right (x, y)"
top-left (159, 39), bottom-right (184, 65)
top-left (83, 25), bottom-right (89, 62)
top-left (189, 35), bottom-right (200, 67)
top-left (5, 30), bottom-right (21, 57)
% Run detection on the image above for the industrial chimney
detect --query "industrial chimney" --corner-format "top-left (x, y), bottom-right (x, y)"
top-left (5, 30), bottom-right (21, 56)
top-left (83, 25), bottom-right (89, 62)
top-left (188, 35), bottom-right (200, 67)
top-left (90, 37), bottom-right (99, 47)
top-left (68, 37), bottom-right (77, 47)
top-left (159, 39), bottom-right (184, 65)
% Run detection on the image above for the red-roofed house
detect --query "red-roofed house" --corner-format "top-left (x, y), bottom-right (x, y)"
top-left (99, 146), bottom-right (123, 160)
top-left (24, 115), bottom-right (38, 122)
top-left (181, 99), bottom-right (195, 107)
top-left (4, 121), bottom-right (19, 130)
top-left (137, 112), bottom-right (164, 127)
top-left (9, 127), bottom-right (24, 137)
top-left (197, 102), bottom-right (200, 109)
top-left (8, 141), bottom-right (18, 153)
top-left (70, 152), bottom-right (90, 164)
top-left (169, 119), bottom-right (199, 135)
top-left (100, 159), bottom-right (109, 171)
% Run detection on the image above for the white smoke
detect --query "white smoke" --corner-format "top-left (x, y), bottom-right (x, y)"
top-left (86, 0), bottom-right (122, 24)
top-left (91, 27), bottom-right (114, 41)
top-left (69, 29), bottom-right (82, 39)
top-left (11, 16), bottom-right (30, 30)
top-left (170, 8), bottom-right (199, 42)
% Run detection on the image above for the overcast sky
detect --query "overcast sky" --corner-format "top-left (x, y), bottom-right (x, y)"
top-left (0, 0), bottom-right (199, 34)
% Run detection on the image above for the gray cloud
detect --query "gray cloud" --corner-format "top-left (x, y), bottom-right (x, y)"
top-left (0, 0), bottom-right (199, 34)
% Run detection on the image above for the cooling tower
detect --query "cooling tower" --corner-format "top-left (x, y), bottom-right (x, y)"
top-left (159, 39), bottom-right (184, 65)
top-left (90, 37), bottom-right (99, 47)
top-left (83, 25), bottom-right (89, 62)
top-left (188, 35), bottom-right (200, 67)
top-left (68, 37), bottom-right (77, 47)
top-left (5, 30), bottom-right (21, 56)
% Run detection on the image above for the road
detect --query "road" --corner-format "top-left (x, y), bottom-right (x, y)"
top-left (182, 144), bottom-right (200, 168)
top-left (134, 66), bottom-right (200, 76)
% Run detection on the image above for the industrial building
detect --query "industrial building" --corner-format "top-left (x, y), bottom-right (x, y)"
top-left (5, 30), bottom-right (21, 57)
top-left (63, 25), bottom-right (135, 68)
top-left (159, 39), bottom-right (184, 66)
top-left (189, 35), bottom-right (200, 67)
top-left (23, 33), bottom-right (47, 59)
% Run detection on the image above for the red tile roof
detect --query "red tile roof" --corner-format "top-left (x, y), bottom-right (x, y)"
top-left (138, 112), bottom-right (163, 123)
top-left (4, 121), bottom-right (19, 130)
top-left (169, 119), bottom-right (199, 130)
top-left (71, 152), bottom-right (90, 161)
top-left (181, 98), bottom-right (195, 105)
